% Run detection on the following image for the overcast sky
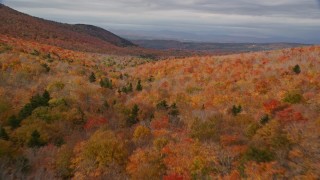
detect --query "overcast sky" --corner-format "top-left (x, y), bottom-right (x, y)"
top-left (2, 0), bottom-right (320, 43)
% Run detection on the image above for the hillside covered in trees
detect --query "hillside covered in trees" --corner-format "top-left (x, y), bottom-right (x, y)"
top-left (0, 4), bottom-right (204, 59)
top-left (0, 4), bottom-right (135, 50)
top-left (1, 27), bottom-right (320, 179)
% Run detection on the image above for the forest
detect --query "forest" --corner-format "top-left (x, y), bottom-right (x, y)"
top-left (1, 32), bottom-right (320, 179)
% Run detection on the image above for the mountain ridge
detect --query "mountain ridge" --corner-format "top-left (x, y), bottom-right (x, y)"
top-left (0, 4), bottom-right (136, 54)
top-left (133, 39), bottom-right (309, 53)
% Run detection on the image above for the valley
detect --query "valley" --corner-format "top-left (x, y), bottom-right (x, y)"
top-left (0, 3), bottom-right (320, 180)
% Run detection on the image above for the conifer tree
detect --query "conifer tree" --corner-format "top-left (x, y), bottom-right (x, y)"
top-left (232, 105), bottom-right (242, 116)
top-left (8, 115), bottom-right (20, 129)
top-left (27, 130), bottom-right (45, 148)
top-left (42, 90), bottom-right (51, 106)
top-left (128, 83), bottom-right (133, 92)
top-left (136, 80), bottom-right (142, 91)
top-left (127, 104), bottom-right (139, 126)
top-left (89, 72), bottom-right (96, 82)
top-left (293, 64), bottom-right (301, 74)
top-left (0, 126), bottom-right (9, 140)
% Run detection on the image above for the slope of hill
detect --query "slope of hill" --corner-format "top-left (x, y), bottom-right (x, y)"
top-left (71, 24), bottom-right (135, 47)
top-left (0, 4), bottom-right (136, 53)
top-left (133, 39), bottom-right (308, 53)
top-left (1, 33), bottom-right (320, 179)
top-left (1, 4), bottom-right (212, 59)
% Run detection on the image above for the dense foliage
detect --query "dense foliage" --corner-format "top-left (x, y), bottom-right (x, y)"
top-left (0, 34), bottom-right (320, 179)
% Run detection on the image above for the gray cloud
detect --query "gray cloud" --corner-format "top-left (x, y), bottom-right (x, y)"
top-left (3, 0), bottom-right (320, 43)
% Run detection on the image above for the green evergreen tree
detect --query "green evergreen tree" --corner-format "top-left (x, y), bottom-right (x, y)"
top-left (41, 63), bottom-right (50, 72)
top-left (232, 105), bottom-right (242, 116)
top-left (169, 103), bottom-right (179, 117)
top-left (132, 104), bottom-right (139, 117)
top-left (103, 101), bottom-right (109, 109)
top-left (0, 126), bottom-right (9, 140)
top-left (127, 104), bottom-right (139, 126)
top-left (157, 100), bottom-right (169, 110)
top-left (30, 94), bottom-right (43, 107)
top-left (18, 103), bottom-right (33, 120)
top-left (100, 78), bottom-right (112, 89)
top-left (9, 90), bottom-right (52, 129)
top-left (260, 114), bottom-right (270, 125)
top-left (27, 130), bottom-right (45, 148)
top-left (136, 80), bottom-right (142, 91)
top-left (148, 76), bottom-right (154, 82)
top-left (30, 92), bottom-right (50, 107)
top-left (42, 90), bottom-right (51, 105)
top-left (89, 72), bottom-right (96, 82)
top-left (121, 87), bottom-right (128, 94)
top-left (128, 83), bottom-right (133, 92)
top-left (293, 64), bottom-right (301, 74)
top-left (244, 146), bottom-right (274, 162)
top-left (8, 115), bottom-right (20, 129)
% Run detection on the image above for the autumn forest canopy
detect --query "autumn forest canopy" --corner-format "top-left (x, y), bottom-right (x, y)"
top-left (1, 3), bottom-right (320, 180)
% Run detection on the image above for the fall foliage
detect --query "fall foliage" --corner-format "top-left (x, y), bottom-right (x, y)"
top-left (1, 18), bottom-right (320, 179)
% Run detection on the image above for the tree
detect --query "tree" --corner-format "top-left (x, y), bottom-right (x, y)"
top-left (283, 91), bottom-right (302, 104)
top-left (8, 115), bottom-right (20, 129)
top-left (16, 91), bottom-right (51, 124)
top-left (169, 103), bottom-right (179, 117)
top-left (55, 145), bottom-right (74, 179)
top-left (42, 90), bottom-right (51, 106)
top-left (243, 146), bottom-right (274, 163)
top-left (31, 49), bottom-right (40, 56)
top-left (41, 63), bottom-right (50, 72)
top-left (127, 104), bottom-right (139, 126)
top-left (0, 140), bottom-right (14, 158)
top-left (100, 78), bottom-right (112, 89)
top-left (122, 83), bottom-right (133, 94)
top-left (30, 91), bottom-right (51, 107)
top-left (0, 126), bottom-right (9, 140)
top-left (190, 117), bottom-right (221, 141)
top-left (156, 100), bottom-right (169, 110)
top-left (84, 117), bottom-right (108, 130)
top-left (244, 161), bottom-right (284, 179)
top-left (89, 72), bottom-right (96, 82)
top-left (27, 130), bottom-right (45, 148)
top-left (31, 95), bottom-right (42, 107)
top-left (128, 83), bottom-right (133, 92)
top-left (126, 148), bottom-right (165, 179)
top-left (136, 80), bottom-right (142, 91)
top-left (260, 114), bottom-right (270, 125)
top-left (231, 105), bottom-right (242, 116)
top-left (293, 64), bottom-right (301, 74)
top-left (133, 125), bottom-right (151, 144)
top-left (151, 116), bottom-right (169, 130)
top-left (18, 104), bottom-right (33, 121)
top-left (148, 76), bottom-right (155, 82)
top-left (72, 130), bottom-right (127, 177)
top-left (263, 99), bottom-right (281, 113)
top-left (103, 101), bottom-right (109, 109)
top-left (276, 107), bottom-right (307, 124)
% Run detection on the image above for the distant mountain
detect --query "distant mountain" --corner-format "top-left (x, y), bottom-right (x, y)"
top-left (0, 4), bottom-right (136, 54)
top-left (71, 24), bottom-right (135, 47)
top-left (133, 39), bottom-right (309, 53)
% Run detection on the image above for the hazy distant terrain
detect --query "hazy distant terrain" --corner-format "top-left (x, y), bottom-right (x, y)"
top-left (133, 39), bottom-right (309, 53)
